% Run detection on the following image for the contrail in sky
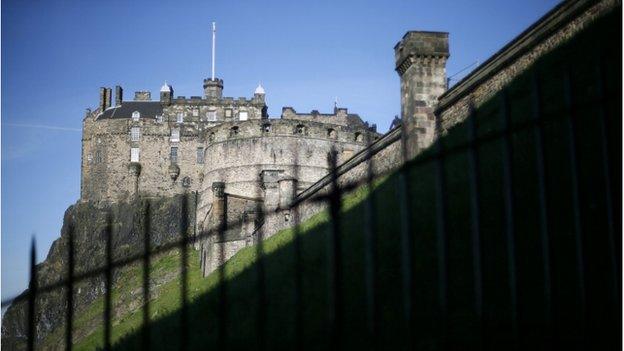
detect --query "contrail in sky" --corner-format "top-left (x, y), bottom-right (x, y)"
top-left (3, 123), bottom-right (81, 132)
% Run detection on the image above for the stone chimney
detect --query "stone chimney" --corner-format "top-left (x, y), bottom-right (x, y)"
top-left (395, 31), bottom-right (449, 156)
top-left (115, 85), bottom-right (123, 106)
top-left (105, 88), bottom-right (112, 109)
top-left (99, 87), bottom-right (107, 111)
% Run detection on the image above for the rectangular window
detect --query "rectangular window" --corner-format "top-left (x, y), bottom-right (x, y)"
top-left (193, 108), bottom-right (199, 117)
top-left (130, 147), bottom-right (140, 162)
top-left (197, 147), bottom-right (205, 164)
top-left (207, 110), bottom-right (217, 121)
top-left (130, 127), bottom-right (140, 141)
top-left (239, 111), bottom-right (248, 121)
top-left (176, 112), bottom-right (184, 123)
top-left (225, 109), bottom-right (232, 118)
top-left (171, 128), bottom-right (180, 142)
top-left (170, 147), bottom-right (178, 163)
top-left (156, 115), bottom-right (163, 123)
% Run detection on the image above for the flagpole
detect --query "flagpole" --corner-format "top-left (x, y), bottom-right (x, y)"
top-left (211, 22), bottom-right (216, 80)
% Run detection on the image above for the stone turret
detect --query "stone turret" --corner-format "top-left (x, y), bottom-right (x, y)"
top-left (160, 82), bottom-right (173, 106)
top-left (395, 31), bottom-right (449, 156)
top-left (203, 78), bottom-right (224, 99)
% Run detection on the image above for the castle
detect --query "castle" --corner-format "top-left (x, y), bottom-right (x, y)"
top-left (79, 27), bottom-right (451, 275)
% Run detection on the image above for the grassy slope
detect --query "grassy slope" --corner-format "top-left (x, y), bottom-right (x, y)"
top-left (53, 8), bottom-right (619, 350)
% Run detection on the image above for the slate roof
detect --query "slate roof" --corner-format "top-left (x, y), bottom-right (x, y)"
top-left (98, 101), bottom-right (163, 119)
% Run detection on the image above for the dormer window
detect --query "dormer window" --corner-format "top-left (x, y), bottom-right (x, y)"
top-left (206, 110), bottom-right (217, 122)
top-left (176, 112), bottom-right (184, 124)
top-left (238, 111), bottom-right (248, 121)
top-left (171, 128), bottom-right (180, 142)
top-left (130, 127), bottom-right (141, 141)
top-left (295, 124), bottom-right (305, 135)
top-left (229, 126), bottom-right (239, 137)
top-left (132, 111), bottom-right (140, 121)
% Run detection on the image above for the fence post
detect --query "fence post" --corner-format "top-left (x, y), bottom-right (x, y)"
top-left (27, 237), bottom-right (37, 351)
top-left (104, 213), bottom-right (113, 351)
top-left (327, 148), bottom-right (343, 350)
top-left (142, 202), bottom-right (151, 349)
top-left (66, 224), bottom-right (75, 351)
top-left (500, 90), bottom-right (518, 344)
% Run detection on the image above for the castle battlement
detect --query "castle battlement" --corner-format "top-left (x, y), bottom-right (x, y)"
top-left (80, 77), bottom-right (380, 204)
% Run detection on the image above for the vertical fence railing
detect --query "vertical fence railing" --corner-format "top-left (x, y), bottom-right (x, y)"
top-left (594, 58), bottom-right (618, 307)
top-left (499, 89), bottom-right (518, 343)
top-left (66, 224), bottom-right (75, 351)
top-left (255, 171), bottom-right (267, 351)
top-left (142, 203), bottom-right (151, 349)
top-left (562, 67), bottom-right (587, 340)
top-left (103, 213), bottom-right (113, 351)
top-left (467, 102), bottom-right (484, 347)
top-left (217, 196), bottom-right (227, 350)
top-left (180, 195), bottom-right (190, 351)
top-left (397, 124), bottom-right (415, 350)
top-left (434, 113), bottom-right (449, 349)
top-left (27, 238), bottom-right (37, 351)
top-left (530, 70), bottom-right (553, 335)
top-left (363, 135), bottom-right (378, 350)
top-left (292, 150), bottom-right (304, 351)
top-left (327, 148), bottom-right (343, 350)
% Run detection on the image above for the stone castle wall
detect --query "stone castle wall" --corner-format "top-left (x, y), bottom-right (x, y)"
top-left (436, 0), bottom-right (617, 131)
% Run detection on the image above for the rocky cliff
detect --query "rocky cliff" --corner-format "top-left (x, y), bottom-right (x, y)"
top-left (1, 194), bottom-right (196, 350)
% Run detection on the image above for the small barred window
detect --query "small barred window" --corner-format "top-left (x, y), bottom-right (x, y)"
top-left (170, 147), bottom-right (178, 163)
top-left (130, 127), bottom-right (140, 141)
top-left (197, 147), bottom-right (205, 164)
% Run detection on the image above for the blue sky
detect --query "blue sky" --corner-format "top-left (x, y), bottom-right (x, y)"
top-left (1, 0), bottom-right (559, 301)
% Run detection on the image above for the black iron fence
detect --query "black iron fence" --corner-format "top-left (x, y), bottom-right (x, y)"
top-left (2, 13), bottom-right (621, 350)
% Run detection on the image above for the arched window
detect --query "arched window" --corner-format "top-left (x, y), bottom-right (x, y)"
top-left (132, 111), bottom-right (140, 121)
top-left (295, 124), bottom-right (305, 135)
top-left (327, 128), bottom-right (337, 139)
top-left (230, 126), bottom-right (239, 137)
top-left (262, 123), bottom-right (271, 133)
